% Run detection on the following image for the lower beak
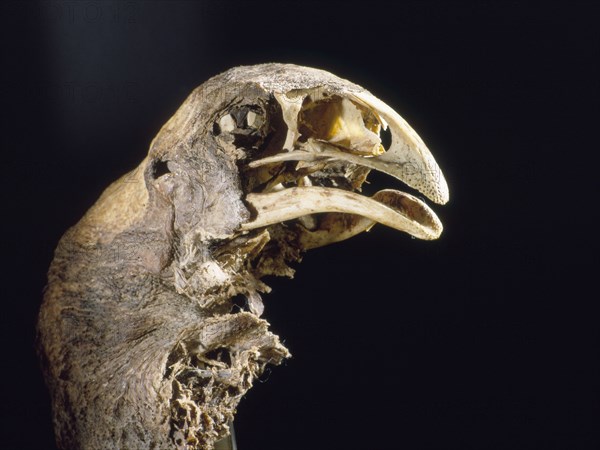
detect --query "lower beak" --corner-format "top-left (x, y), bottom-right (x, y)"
top-left (241, 186), bottom-right (442, 248)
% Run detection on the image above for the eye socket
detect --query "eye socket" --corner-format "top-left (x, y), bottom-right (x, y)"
top-left (231, 105), bottom-right (263, 130)
top-left (217, 105), bottom-right (265, 133)
top-left (213, 104), bottom-right (268, 149)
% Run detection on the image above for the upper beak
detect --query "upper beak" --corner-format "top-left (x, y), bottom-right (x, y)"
top-left (351, 91), bottom-right (449, 205)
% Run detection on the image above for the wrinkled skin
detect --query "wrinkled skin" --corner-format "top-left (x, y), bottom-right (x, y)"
top-left (37, 64), bottom-right (448, 449)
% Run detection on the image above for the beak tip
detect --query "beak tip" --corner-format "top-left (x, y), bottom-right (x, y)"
top-left (428, 169), bottom-right (449, 205)
top-left (437, 181), bottom-right (450, 205)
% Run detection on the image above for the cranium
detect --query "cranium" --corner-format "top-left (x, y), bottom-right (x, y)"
top-left (37, 63), bottom-right (448, 449)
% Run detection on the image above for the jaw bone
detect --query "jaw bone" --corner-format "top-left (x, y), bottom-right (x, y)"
top-left (241, 87), bottom-right (449, 248)
top-left (242, 187), bottom-right (442, 243)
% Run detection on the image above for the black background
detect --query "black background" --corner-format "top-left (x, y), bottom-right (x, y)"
top-left (1, 1), bottom-right (598, 449)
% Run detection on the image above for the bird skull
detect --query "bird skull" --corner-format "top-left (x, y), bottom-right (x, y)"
top-left (37, 64), bottom-right (448, 450)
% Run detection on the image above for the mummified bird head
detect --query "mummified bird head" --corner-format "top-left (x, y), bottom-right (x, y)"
top-left (37, 64), bottom-right (448, 450)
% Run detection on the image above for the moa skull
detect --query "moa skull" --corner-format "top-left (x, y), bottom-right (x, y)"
top-left (37, 63), bottom-right (448, 449)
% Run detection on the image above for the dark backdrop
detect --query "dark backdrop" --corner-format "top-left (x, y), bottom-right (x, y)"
top-left (1, 1), bottom-right (598, 449)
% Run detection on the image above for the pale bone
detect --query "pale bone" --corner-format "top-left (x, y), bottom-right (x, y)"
top-left (218, 114), bottom-right (236, 132)
top-left (241, 186), bottom-right (442, 241)
top-left (274, 92), bottom-right (304, 150)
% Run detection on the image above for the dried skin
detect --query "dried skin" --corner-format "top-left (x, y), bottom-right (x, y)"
top-left (37, 64), bottom-right (448, 449)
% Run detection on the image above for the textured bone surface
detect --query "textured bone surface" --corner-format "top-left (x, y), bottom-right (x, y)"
top-left (37, 64), bottom-right (448, 449)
